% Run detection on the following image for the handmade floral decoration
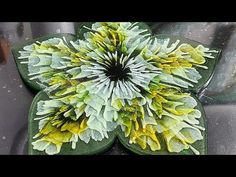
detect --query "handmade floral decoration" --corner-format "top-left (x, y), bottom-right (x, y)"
top-left (12, 22), bottom-right (220, 155)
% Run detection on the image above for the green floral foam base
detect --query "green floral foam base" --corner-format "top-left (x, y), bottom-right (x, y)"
top-left (12, 22), bottom-right (221, 155)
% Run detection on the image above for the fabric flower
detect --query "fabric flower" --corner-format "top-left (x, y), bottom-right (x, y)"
top-left (12, 22), bottom-right (220, 155)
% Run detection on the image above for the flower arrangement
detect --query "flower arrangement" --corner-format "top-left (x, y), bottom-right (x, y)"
top-left (12, 22), bottom-right (220, 155)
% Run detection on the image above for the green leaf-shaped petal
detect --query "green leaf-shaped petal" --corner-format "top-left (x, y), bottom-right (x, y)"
top-left (76, 22), bottom-right (152, 40)
top-left (28, 91), bottom-right (116, 155)
top-left (117, 94), bottom-right (207, 155)
top-left (153, 34), bottom-right (221, 93)
top-left (12, 33), bottom-right (77, 91)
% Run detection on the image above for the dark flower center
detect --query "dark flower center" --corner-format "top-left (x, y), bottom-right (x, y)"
top-left (105, 58), bottom-right (131, 81)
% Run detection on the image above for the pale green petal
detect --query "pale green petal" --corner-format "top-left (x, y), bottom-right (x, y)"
top-left (84, 94), bottom-right (104, 115)
top-left (45, 143), bottom-right (60, 155)
top-left (32, 140), bottom-right (50, 151)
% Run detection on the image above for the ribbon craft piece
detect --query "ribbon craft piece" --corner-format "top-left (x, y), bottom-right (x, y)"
top-left (12, 22), bottom-right (221, 155)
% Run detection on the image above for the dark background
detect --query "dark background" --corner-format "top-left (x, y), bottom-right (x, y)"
top-left (1, 22), bottom-right (236, 154)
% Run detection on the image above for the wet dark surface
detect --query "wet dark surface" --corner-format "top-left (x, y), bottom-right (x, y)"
top-left (1, 22), bottom-right (236, 155)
